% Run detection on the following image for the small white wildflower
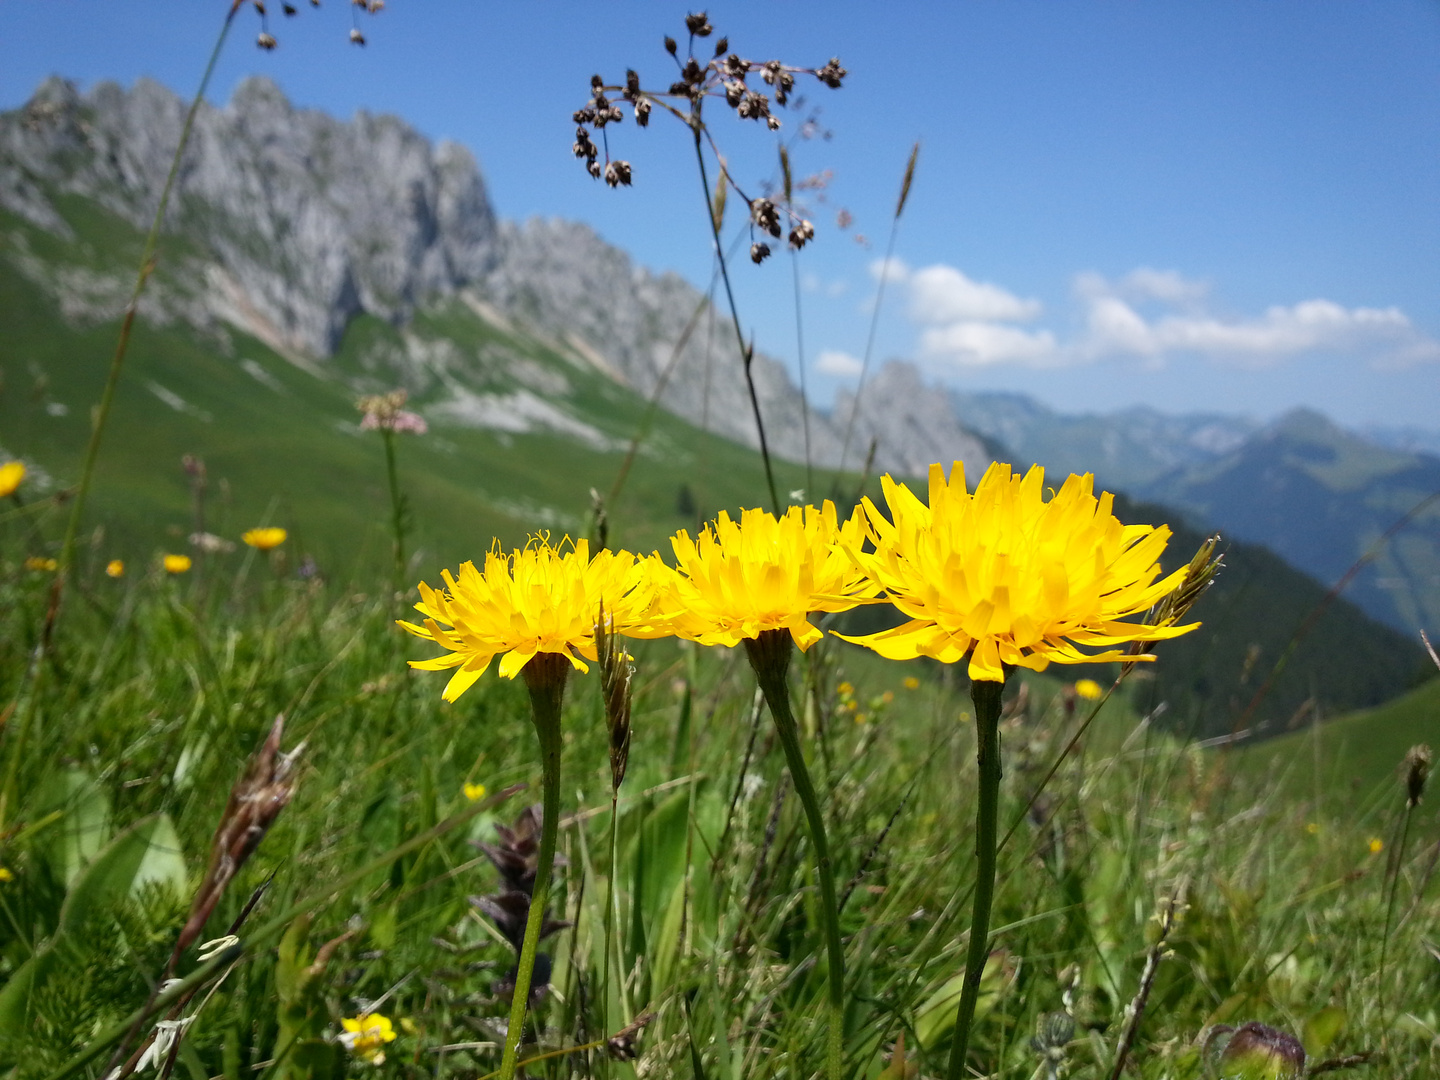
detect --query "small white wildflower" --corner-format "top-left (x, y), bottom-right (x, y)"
top-left (196, 935), bottom-right (239, 961)
top-left (137, 1019), bottom-right (194, 1072)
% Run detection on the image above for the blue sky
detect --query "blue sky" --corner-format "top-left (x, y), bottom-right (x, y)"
top-left (3, 0), bottom-right (1439, 429)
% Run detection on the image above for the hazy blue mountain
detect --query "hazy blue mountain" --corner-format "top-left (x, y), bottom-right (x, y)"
top-left (950, 390), bottom-right (1257, 490)
top-left (1134, 409), bottom-right (1440, 636)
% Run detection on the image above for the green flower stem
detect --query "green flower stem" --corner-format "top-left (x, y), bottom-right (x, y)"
top-left (499, 653), bottom-right (568, 1080)
top-left (745, 629), bottom-right (844, 1080)
top-left (946, 676), bottom-right (1006, 1080)
top-left (380, 428), bottom-right (406, 601)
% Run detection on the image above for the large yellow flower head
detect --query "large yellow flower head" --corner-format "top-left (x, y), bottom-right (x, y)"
top-left (838, 462), bottom-right (1198, 682)
top-left (647, 501), bottom-right (881, 651)
top-left (399, 537), bottom-right (655, 702)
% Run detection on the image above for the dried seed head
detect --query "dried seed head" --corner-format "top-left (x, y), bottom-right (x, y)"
top-left (713, 36), bottom-right (729, 57)
top-left (257, 31), bottom-right (278, 49)
top-left (282, 2), bottom-right (297, 13)
top-left (817, 57), bottom-right (847, 88)
top-left (604, 160), bottom-right (633, 188)
top-left (723, 79), bottom-right (745, 107)
top-left (774, 70), bottom-right (795, 106)
top-left (750, 242), bottom-right (771, 264)
top-left (750, 197), bottom-right (782, 237)
top-left (634, 98), bottom-right (651, 126)
top-left (788, 219), bottom-right (814, 250)
top-left (606, 1011), bottom-right (656, 1062)
top-left (596, 604), bottom-right (634, 792)
top-left (724, 53), bottom-right (750, 78)
top-left (591, 73), bottom-right (605, 90)
top-left (253, 1), bottom-right (267, 13)
top-left (587, 160), bottom-right (602, 179)
top-left (685, 11), bottom-right (713, 36)
top-left (664, 35), bottom-right (678, 55)
top-left (1405, 744), bottom-right (1432, 808)
top-left (761, 60), bottom-right (782, 85)
top-left (766, 115), bottom-right (781, 130)
top-left (737, 90), bottom-right (771, 121)
top-left (625, 68), bottom-right (641, 95)
top-left (349, 27), bottom-right (365, 45)
top-left (682, 57), bottom-right (704, 85)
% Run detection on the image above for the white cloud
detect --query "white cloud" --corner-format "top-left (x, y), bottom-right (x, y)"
top-left (1077, 274), bottom-right (1440, 368)
top-left (907, 265), bottom-right (1042, 324)
top-left (919, 322), bottom-right (1058, 367)
top-left (883, 261), bottom-right (1440, 372)
top-left (815, 349), bottom-right (864, 377)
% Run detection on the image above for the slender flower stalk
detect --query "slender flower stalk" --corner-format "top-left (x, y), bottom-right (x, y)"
top-left (399, 536), bottom-right (653, 1080)
top-left (644, 502), bottom-right (878, 1080)
top-left (838, 461), bottom-right (1200, 1077)
top-left (501, 653), bottom-right (567, 1077)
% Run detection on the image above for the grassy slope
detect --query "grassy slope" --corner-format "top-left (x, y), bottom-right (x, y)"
top-left (1, 196), bottom-right (1431, 742)
top-left (1233, 676), bottom-right (1440, 814)
top-left (0, 200), bottom-right (812, 581)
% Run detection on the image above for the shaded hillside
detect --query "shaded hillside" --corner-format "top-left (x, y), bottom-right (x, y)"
top-left (1135, 409), bottom-right (1440, 635)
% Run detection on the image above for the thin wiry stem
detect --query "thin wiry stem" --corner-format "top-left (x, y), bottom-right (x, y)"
top-left (59, 2), bottom-right (243, 579)
top-left (838, 143), bottom-right (918, 481)
top-left (689, 112), bottom-right (781, 514)
top-left (790, 247), bottom-right (814, 498)
top-left (1, 0), bottom-right (243, 832)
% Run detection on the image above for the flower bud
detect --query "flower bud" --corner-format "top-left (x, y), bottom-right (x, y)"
top-left (1405, 743), bottom-right (1431, 808)
top-left (1208, 1022), bottom-right (1305, 1079)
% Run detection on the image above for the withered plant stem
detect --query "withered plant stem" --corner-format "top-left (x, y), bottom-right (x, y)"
top-left (498, 654), bottom-right (568, 1080)
top-left (690, 118), bottom-right (781, 514)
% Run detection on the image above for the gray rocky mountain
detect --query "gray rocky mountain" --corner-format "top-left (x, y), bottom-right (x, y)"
top-left (2, 75), bottom-right (994, 480)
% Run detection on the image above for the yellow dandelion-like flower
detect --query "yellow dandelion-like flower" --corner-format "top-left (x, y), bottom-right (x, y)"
top-left (1369, 837), bottom-right (1384, 854)
top-left (339, 1013), bottom-right (396, 1065)
top-left (25, 556), bottom-right (57, 572)
top-left (0, 461), bottom-right (24, 498)
top-left (242, 527), bottom-right (287, 551)
top-left (463, 781), bottom-right (487, 802)
top-left (1074, 678), bottom-right (1104, 700)
top-left (838, 462), bottom-right (1198, 682)
top-left (106, 559), bottom-right (124, 578)
top-left (902, 676), bottom-right (920, 691)
top-left (0, 867), bottom-right (13, 882)
top-left (645, 502), bottom-right (880, 652)
top-left (163, 554), bottom-right (192, 574)
top-left (399, 538), bottom-right (655, 702)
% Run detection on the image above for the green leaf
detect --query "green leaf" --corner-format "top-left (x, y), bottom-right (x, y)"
top-left (914, 950), bottom-right (1013, 1050)
top-left (59, 813), bottom-right (187, 935)
top-left (1302, 1006), bottom-right (1346, 1057)
top-left (33, 767), bottom-right (111, 886)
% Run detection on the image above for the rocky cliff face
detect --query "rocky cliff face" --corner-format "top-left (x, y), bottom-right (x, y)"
top-left (2, 75), bottom-right (498, 356)
top-left (2, 76), bottom-right (992, 478)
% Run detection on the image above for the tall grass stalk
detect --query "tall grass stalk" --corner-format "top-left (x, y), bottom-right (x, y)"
top-left (58, 2), bottom-right (243, 581)
top-left (689, 124), bottom-right (782, 515)
top-left (837, 142), bottom-right (918, 481)
top-left (380, 428), bottom-right (407, 600)
top-left (1, 0), bottom-right (243, 833)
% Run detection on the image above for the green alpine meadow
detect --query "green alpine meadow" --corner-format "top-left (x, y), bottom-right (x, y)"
top-left (1, 6), bottom-right (1438, 1080)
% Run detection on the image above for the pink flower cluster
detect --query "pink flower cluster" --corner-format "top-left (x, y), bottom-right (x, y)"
top-left (360, 410), bottom-right (428, 435)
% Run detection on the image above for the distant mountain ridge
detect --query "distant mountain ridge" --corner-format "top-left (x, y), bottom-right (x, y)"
top-left (1, 75), bottom-right (993, 480)
top-left (955, 388), bottom-right (1440, 636)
